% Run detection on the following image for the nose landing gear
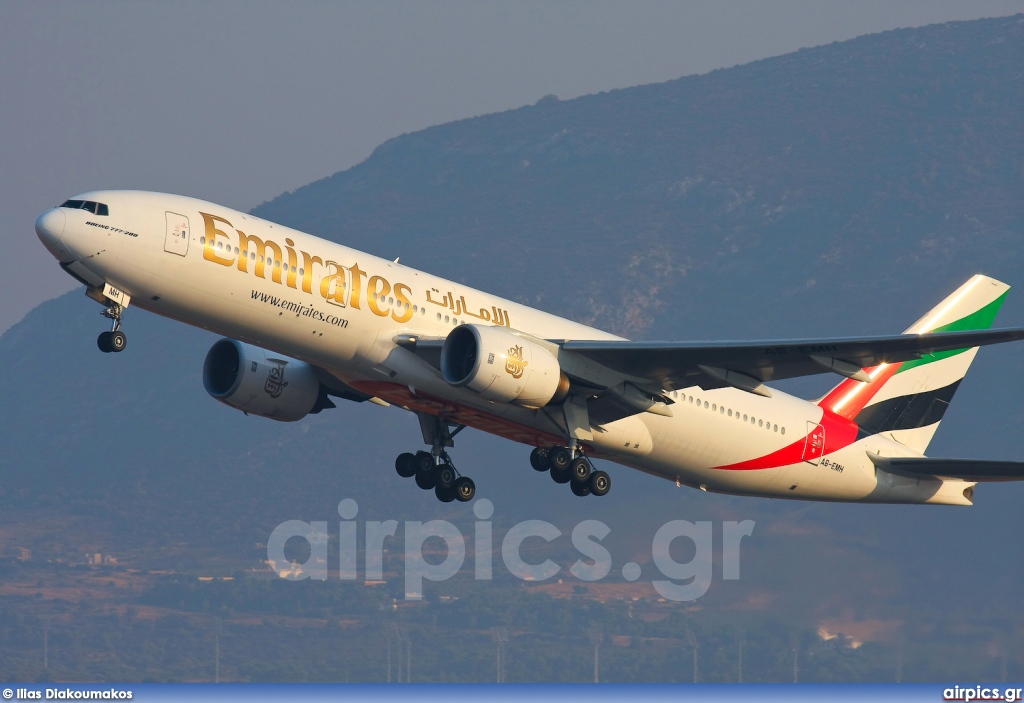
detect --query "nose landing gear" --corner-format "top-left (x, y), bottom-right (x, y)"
top-left (91, 284), bottom-right (130, 354)
top-left (97, 302), bottom-right (127, 353)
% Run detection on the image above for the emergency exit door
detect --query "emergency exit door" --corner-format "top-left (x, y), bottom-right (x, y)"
top-left (164, 212), bottom-right (190, 256)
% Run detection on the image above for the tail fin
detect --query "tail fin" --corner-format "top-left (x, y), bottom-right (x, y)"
top-left (818, 275), bottom-right (1010, 453)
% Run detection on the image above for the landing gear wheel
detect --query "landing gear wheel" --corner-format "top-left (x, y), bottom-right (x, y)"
top-left (414, 451), bottom-right (434, 474)
top-left (435, 464), bottom-right (457, 488)
top-left (530, 447), bottom-right (550, 472)
top-left (454, 476), bottom-right (476, 502)
top-left (569, 457), bottom-right (591, 483)
top-left (570, 479), bottom-right (592, 497)
top-left (415, 469), bottom-right (437, 491)
top-left (589, 470), bottom-right (611, 497)
top-left (435, 483), bottom-right (456, 503)
top-left (395, 453), bottom-right (417, 478)
top-left (548, 447), bottom-right (572, 472)
top-left (97, 331), bottom-right (113, 353)
top-left (550, 464), bottom-right (572, 485)
top-left (109, 330), bottom-right (127, 352)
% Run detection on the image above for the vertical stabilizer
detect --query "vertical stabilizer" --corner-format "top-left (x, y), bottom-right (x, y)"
top-left (818, 275), bottom-right (1010, 453)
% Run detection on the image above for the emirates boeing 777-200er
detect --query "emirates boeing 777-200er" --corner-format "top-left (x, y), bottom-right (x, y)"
top-left (35, 191), bottom-right (1024, 505)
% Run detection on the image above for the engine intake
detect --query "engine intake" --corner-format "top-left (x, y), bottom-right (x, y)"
top-left (203, 339), bottom-right (328, 422)
top-left (440, 325), bottom-right (569, 407)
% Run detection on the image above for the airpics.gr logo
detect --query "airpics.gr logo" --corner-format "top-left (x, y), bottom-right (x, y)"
top-left (505, 345), bottom-right (528, 379)
top-left (267, 499), bottom-right (756, 602)
top-left (264, 364), bottom-right (288, 398)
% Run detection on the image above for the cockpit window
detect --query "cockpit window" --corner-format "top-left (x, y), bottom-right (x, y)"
top-left (60, 199), bottom-right (108, 216)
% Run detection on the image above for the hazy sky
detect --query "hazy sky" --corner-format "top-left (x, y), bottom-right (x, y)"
top-left (3, 1), bottom-right (1021, 334)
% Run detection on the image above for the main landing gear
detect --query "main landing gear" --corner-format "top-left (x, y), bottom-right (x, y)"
top-left (530, 445), bottom-right (610, 498)
top-left (395, 450), bottom-right (476, 503)
top-left (96, 301), bottom-right (127, 353)
top-left (394, 414), bottom-right (476, 503)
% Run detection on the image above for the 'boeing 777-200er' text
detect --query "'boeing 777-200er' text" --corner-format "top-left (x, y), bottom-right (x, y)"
top-left (35, 191), bottom-right (1024, 506)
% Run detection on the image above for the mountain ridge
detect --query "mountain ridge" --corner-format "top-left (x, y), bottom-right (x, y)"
top-left (254, 14), bottom-right (1022, 340)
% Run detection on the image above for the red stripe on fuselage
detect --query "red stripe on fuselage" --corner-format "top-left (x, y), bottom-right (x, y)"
top-left (712, 409), bottom-right (860, 471)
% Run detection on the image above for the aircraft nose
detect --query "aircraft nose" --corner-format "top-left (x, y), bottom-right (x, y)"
top-left (35, 208), bottom-right (70, 261)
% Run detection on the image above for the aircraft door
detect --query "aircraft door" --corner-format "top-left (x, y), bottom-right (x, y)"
top-left (164, 212), bottom-right (190, 256)
top-left (802, 421), bottom-right (825, 465)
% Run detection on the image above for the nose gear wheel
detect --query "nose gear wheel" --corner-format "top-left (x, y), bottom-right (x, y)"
top-left (97, 301), bottom-right (127, 353)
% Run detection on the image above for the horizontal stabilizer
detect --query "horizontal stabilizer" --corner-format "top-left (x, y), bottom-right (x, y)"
top-left (868, 453), bottom-right (1024, 482)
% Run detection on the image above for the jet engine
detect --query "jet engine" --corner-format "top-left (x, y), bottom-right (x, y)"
top-left (203, 338), bottom-right (330, 422)
top-left (440, 325), bottom-right (569, 407)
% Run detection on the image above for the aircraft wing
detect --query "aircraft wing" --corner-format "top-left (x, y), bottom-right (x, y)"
top-left (868, 454), bottom-right (1024, 482)
top-left (559, 327), bottom-right (1024, 395)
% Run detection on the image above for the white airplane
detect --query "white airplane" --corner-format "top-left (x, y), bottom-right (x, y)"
top-left (35, 191), bottom-right (1024, 506)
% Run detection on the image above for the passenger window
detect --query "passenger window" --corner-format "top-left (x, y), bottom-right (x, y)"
top-left (704, 401), bottom-right (709, 409)
top-left (781, 427), bottom-right (786, 435)
top-left (758, 420), bottom-right (763, 427)
top-left (712, 404), bottom-right (717, 412)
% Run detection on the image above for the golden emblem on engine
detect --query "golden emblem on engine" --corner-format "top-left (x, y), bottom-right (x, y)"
top-left (265, 364), bottom-right (288, 398)
top-left (505, 345), bottom-right (528, 379)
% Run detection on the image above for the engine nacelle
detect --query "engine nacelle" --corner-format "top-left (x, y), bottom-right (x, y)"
top-left (203, 338), bottom-right (324, 422)
top-left (440, 325), bottom-right (569, 407)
